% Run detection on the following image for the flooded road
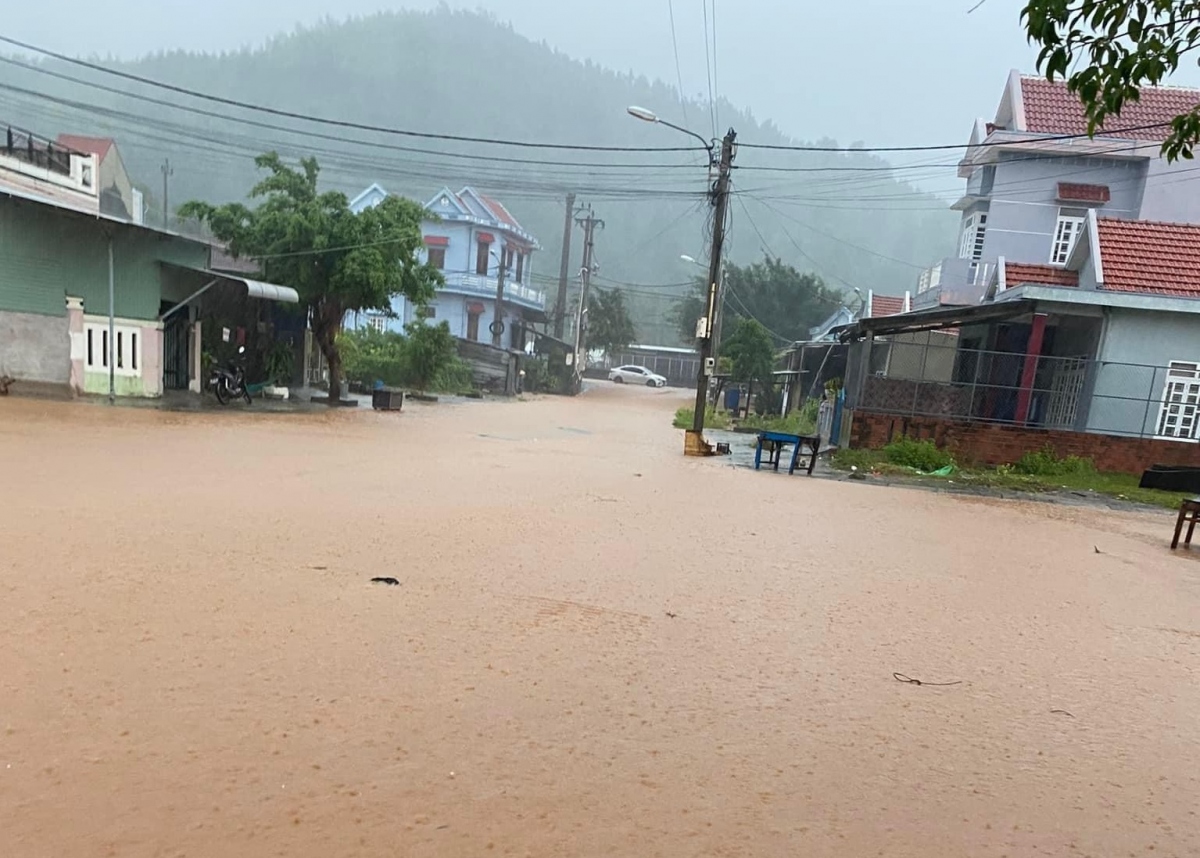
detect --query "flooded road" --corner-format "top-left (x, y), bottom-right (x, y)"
top-left (2, 385), bottom-right (1198, 857)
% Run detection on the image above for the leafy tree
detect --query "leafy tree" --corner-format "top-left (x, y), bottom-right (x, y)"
top-left (723, 318), bottom-right (777, 387)
top-left (179, 153), bottom-right (439, 402)
top-left (1023, 0), bottom-right (1200, 160)
top-left (675, 256), bottom-right (843, 345)
top-left (586, 288), bottom-right (637, 355)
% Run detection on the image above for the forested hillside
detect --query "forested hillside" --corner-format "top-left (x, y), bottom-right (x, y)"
top-left (0, 7), bottom-right (956, 343)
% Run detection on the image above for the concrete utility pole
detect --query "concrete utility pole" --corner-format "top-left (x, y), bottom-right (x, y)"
top-left (688, 127), bottom-right (737, 449)
top-left (554, 192), bottom-right (576, 339)
top-left (491, 248), bottom-right (508, 348)
top-left (572, 207), bottom-right (604, 386)
top-left (161, 159), bottom-right (173, 230)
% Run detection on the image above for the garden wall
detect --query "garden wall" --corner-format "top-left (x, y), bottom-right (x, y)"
top-left (849, 410), bottom-right (1200, 474)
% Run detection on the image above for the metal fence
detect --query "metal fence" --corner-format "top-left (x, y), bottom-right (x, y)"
top-left (846, 336), bottom-right (1200, 441)
top-left (608, 351), bottom-right (700, 388)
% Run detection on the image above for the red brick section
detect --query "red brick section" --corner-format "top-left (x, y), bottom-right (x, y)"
top-left (868, 295), bottom-right (905, 317)
top-left (1096, 218), bottom-right (1200, 297)
top-left (1057, 182), bottom-right (1110, 203)
top-left (1005, 262), bottom-right (1079, 287)
top-left (1020, 76), bottom-right (1200, 141)
top-left (850, 411), bottom-right (1200, 474)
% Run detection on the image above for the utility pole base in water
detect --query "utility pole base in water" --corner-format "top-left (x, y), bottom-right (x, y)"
top-left (683, 430), bottom-right (715, 457)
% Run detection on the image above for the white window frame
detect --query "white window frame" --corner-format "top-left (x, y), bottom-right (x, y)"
top-left (367, 315), bottom-right (387, 333)
top-left (83, 322), bottom-right (142, 377)
top-left (958, 212), bottom-right (988, 261)
top-left (1155, 361), bottom-right (1200, 441)
top-left (1050, 208), bottom-right (1087, 266)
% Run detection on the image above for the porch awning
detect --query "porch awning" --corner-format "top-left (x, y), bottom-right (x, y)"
top-left (835, 299), bottom-right (1033, 342)
top-left (159, 262), bottom-right (300, 320)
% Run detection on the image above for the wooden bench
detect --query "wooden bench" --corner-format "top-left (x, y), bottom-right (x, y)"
top-left (754, 431), bottom-right (821, 476)
top-left (1172, 498), bottom-right (1200, 550)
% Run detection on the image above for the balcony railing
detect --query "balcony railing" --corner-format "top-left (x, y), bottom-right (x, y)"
top-left (914, 257), bottom-right (995, 308)
top-left (442, 271), bottom-right (546, 310)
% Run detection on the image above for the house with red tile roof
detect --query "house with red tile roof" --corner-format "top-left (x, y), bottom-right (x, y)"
top-left (55, 134), bottom-right (139, 222)
top-left (347, 183), bottom-right (542, 346)
top-left (915, 70), bottom-right (1200, 314)
top-left (842, 207), bottom-right (1200, 445)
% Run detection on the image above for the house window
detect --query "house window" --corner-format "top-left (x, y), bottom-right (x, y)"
top-left (515, 252), bottom-right (524, 284)
top-left (427, 247), bottom-right (446, 270)
top-left (958, 212), bottom-right (988, 260)
top-left (466, 311), bottom-right (480, 341)
top-left (420, 306), bottom-right (437, 319)
top-left (1050, 208), bottom-right (1087, 265)
top-left (1156, 361), bottom-right (1200, 440)
top-left (367, 315), bottom-right (387, 333)
top-left (476, 240), bottom-right (490, 275)
top-left (83, 322), bottom-right (142, 376)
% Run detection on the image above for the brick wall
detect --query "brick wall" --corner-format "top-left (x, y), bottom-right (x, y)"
top-left (849, 410), bottom-right (1200, 473)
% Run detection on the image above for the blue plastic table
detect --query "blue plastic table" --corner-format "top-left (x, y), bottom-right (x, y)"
top-left (754, 431), bottom-right (820, 476)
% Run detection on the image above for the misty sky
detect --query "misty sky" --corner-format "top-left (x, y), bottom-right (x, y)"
top-left (7, 0), bottom-right (1200, 152)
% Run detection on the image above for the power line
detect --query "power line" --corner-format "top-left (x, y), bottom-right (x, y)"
top-left (0, 59), bottom-right (705, 173)
top-left (739, 122), bottom-right (1173, 153)
top-left (665, 0), bottom-right (690, 134)
top-left (0, 33), bottom-right (701, 154)
top-left (710, 0), bottom-right (720, 133)
top-left (700, 0), bottom-right (717, 139)
top-left (748, 194), bottom-right (928, 270)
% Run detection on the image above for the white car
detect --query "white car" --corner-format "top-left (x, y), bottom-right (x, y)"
top-left (609, 365), bottom-right (667, 387)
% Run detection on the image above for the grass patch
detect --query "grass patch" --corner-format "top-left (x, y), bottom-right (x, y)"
top-left (673, 406), bottom-right (732, 430)
top-left (830, 442), bottom-right (1191, 509)
top-left (738, 398), bottom-right (820, 436)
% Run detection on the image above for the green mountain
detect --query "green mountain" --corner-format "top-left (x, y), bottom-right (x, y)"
top-left (0, 7), bottom-right (956, 344)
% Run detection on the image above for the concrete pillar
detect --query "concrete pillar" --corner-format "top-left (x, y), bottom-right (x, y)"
top-left (188, 319), bottom-right (203, 393)
top-left (65, 296), bottom-right (85, 396)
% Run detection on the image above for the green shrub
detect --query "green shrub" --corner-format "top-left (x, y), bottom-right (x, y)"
top-left (1012, 446), bottom-right (1095, 477)
top-left (338, 327), bottom-right (410, 387)
top-left (430, 358), bottom-right (474, 394)
top-left (882, 437), bottom-right (954, 472)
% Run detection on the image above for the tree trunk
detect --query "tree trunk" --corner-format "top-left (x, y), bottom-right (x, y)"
top-left (326, 349), bottom-right (343, 405)
top-left (312, 302), bottom-right (343, 406)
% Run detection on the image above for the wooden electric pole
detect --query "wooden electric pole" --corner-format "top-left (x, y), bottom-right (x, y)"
top-left (554, 192), bottom-right (576, 339)
top-left (687, 128), bottom-right (736, 450)
top-left (572, 207), bottom-right (604, 386)
top-left (491, 248), bottom-right (508, 348)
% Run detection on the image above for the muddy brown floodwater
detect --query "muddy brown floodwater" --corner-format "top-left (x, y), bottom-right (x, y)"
top-left (2, 384), bottom-right (1199, 857)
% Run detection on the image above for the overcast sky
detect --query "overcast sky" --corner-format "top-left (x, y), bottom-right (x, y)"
top-left (6, 0), bottom-right (1200, 150)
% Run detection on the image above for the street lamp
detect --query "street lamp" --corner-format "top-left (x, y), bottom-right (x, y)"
top-left (627, 106), bottom-right (715, 165)
top-left (631, 107), bottom-right (736, 456)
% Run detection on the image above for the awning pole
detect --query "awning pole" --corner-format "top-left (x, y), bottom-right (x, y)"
top-left (160, 279), bottom-right (219, 321)
top-left (108, 238), bottom-right (115, 404)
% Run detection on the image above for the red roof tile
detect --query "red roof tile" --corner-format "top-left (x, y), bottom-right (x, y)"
top-left (1005, 262), bottom-right (1079, 287)
top-left (867, 295), bottom-right (906, 317)
top-left (478, 193), bottom-right (524, 233)
top-left (55, 134), bottom-right (114, 161)
top-left (1097, 218), bottom-right (1200, 297)
top-left (1020, 76), bottom-right (1200, 141)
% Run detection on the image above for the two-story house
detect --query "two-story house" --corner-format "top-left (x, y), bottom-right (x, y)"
top-left (56, 134), bottom-right (142, 222)
top-left (347, 184), bottom-right (543, 348)
top-left (915, 69), bottom-right (1200, 309)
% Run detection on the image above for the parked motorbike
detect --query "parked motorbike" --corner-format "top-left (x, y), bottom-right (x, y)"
top-left (210, 346), bottom-right (252, 405)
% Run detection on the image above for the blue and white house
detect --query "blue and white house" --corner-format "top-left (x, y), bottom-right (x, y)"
top-left (346, 184), bottom-right (543, 346)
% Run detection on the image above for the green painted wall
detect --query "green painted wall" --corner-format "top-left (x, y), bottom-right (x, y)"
top-left (0, 197), bottom-right (209, 320)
